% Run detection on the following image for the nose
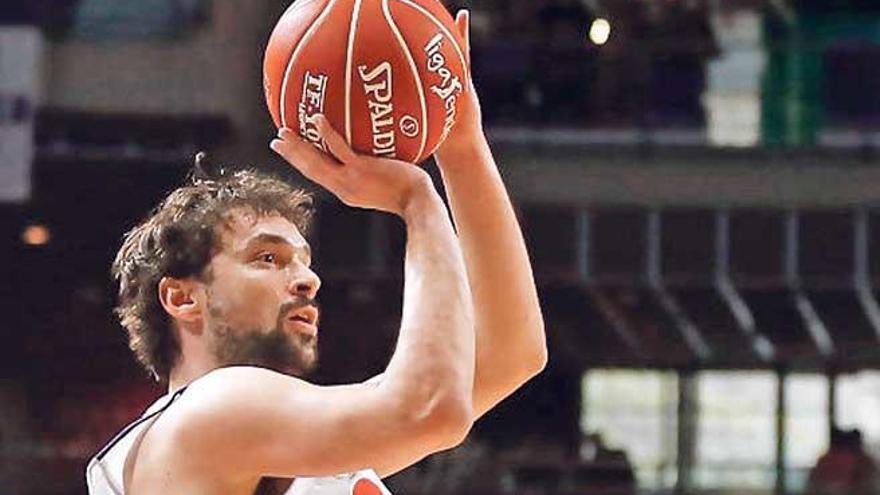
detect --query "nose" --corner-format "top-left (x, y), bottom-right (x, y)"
top-left (287, 264), bottom-right (321, 300)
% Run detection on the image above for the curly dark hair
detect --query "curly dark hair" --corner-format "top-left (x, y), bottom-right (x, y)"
top-left (112, 154), bottom-right (313, 382)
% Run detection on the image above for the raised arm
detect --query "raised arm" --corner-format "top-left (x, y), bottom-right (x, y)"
top-left (433, 11), bottom-right (548, 419)
top-left (164, 118), bottom-right (475, 480)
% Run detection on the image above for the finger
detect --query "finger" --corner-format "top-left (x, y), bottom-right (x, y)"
top-left (270, 138), bottom-right (322, 180)
top-left (275, 127), bottom-right (335, 166)
top-left (455, 9), bottom-right (471, 63)
top-left (270, 134), bottom-right (343, 186)
top-left (271, 134), bottom-right (329, 171)
top-left (315, 115), bottom-right (359, 165)
top-left (278, 126), bottom-right (296, 140)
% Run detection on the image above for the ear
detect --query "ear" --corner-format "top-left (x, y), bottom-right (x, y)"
top-left (158, 277), bottom-right (204, 327)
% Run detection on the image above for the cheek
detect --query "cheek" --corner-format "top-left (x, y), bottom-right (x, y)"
top-left (208, 267), bottom-right (286, 327)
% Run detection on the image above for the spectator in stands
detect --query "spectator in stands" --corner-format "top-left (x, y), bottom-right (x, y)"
top-left (808, 428), bottom-right (880, 495)
top-left (576, 432), bottom-right (636, 494)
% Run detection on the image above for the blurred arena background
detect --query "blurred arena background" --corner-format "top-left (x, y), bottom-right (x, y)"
top-left (3, 0), bottom-right (880, 494)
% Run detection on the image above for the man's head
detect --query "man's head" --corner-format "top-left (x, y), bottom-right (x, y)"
top-left (112, 159), bottom-right (320, 382)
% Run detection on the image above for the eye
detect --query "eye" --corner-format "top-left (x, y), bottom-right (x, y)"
top-left (255, 252), bottom-right (278, 265)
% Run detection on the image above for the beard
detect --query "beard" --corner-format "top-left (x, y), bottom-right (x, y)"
top-left (208, 299), bottom-right (319, 377)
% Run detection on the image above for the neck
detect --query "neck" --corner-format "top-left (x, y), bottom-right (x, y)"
top-left (168, 322), bottom-right (221, 394)
top-left (168, 350), bottom-right (219, 394)
top-left (168, 366), bottom-right (202, 394)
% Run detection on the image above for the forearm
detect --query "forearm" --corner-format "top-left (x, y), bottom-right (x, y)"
top-left (382, 182), bottom-right (475, 425)
top-left (435, 136), bottom-right (547, 417)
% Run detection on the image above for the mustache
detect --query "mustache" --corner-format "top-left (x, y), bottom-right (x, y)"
top-left (277, 297), bottom-right (321, 328)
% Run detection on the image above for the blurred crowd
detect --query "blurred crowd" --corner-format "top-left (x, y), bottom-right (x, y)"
top-left (390, 431), bottom-right (635, 495)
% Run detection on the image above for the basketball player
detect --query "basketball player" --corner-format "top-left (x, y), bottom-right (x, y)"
top-left (87, 11), bottom-right (546, 495)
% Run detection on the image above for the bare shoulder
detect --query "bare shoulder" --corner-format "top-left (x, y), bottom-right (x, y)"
top-left (133, 366), bottom-right (464, 481)
top-left (159, 366), bottom-right (307, 449)
top-left (178, 366), bottom-right (300, 413)
top-left (124, 369), bottom-right (276, 495)
top-left (127, 368), bottom-right (287, 492)
top-left (141, 366), bottom-right (383, 476)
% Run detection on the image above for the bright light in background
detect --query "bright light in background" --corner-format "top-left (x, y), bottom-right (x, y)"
top-left (589, 18), bottom-right (611, 46)
top-left (583, 370), bottom-right (679, 489)
top-left (836, 371), bottom-right (880, 457)
top-left (695, 371), bottom-right (777, 489)
top-left (22, 224), bottom-right (51, 246)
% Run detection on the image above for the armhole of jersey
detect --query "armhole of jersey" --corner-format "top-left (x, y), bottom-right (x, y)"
top-left (94, 386), bottom-right (188, 461)
top-left (87, 456), bottom-right (125, 495)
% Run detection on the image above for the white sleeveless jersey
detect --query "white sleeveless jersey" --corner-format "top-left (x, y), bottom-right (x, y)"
top-left (85, 387), bottom-right (393, 495)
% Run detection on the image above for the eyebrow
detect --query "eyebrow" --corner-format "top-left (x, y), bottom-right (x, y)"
top-left (241, 233), bottom-right (311, 262)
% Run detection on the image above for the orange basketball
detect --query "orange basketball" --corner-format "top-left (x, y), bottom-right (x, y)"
top-left (264, 0), bottom-right (468, 164)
